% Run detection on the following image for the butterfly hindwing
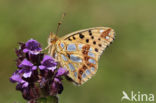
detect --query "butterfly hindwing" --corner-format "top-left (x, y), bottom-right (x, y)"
top-left (50, 27), bottom-right (115, 85)
top-left (55, 41), bottom-right (98, 85)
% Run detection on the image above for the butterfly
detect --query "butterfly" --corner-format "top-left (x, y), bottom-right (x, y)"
top-left (48, 27), bottom-right (115, 85)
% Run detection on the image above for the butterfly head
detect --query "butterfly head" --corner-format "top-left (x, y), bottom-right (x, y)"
top-left (48, 32), bottom-right (58, 45)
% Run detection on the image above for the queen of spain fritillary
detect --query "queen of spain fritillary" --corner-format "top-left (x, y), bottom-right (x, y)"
top-left (48, 27), bottom-right (115, 85)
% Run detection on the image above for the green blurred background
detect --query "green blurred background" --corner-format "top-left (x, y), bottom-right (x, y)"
top-left (0, 0), bottom-right (156, 103)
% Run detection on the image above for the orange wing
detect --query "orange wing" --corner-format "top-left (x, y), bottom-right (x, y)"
top-left (50, 27), bottom-right (115, 85)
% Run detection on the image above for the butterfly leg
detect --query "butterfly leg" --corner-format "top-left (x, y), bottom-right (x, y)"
top-left (42, 45), bottom-right (51, 52)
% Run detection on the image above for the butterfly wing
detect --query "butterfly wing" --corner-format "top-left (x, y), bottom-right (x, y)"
top-left (54, 27), bottom-right (115, 85)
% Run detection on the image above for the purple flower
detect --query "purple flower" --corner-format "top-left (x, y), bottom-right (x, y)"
top-left (10, 70), bottom-right (29, 88)
top-left (50, 78), bottom-right (63, 95)
top-left (39, 55), bottom-right (57, 71)
top-left (19, 59), bottom-right (37, 78)
top-left (10, 71), bottom-right (22, 83)
top-left (49, 68), bottom-right (68, 95)
top-left (10, 39), bottom-right (68, 101)
top-left (23, 39), bottom-right (41, 55)
top-left (56, 68), bottom-right (68, 77)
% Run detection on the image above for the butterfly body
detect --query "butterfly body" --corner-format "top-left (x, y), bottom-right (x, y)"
top-left (48, 27), bottom-right (115, 85)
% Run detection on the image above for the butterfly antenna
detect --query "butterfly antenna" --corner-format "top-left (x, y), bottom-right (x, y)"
top-left (56, 13), bottom-right (66, 35)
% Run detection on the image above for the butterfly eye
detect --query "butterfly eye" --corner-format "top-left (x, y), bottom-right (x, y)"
top-left (50, 38), bottom-right (54, 42)
top-left (50, 38), bottom-right (57, 43)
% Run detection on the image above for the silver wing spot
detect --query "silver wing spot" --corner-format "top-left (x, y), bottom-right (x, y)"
top-left (85, 69), bottom-right (91, 75)
top-left (68, 63), bottom-right (75, 71)
top-left (78, 44), bottom-right (83, 50)
top-left (61, 54), bottom-right (68, 61)
top-left (54, 52), bottom-right (58, 58)
top-left (105, 36), bottom-right (110, 40)
top-left (89, 47), bottom-right (93, 51)
top-left (82, 73), bottom-right (86, 79)
top-left (70, 54), bottom-right (82, 62)
top-left (88, 59), bottom-right (96, 64)
top-left (74, 72), bottom-right (77, 78)
top-left (99, 30), bottom-right (104, 33)
top-left (60, 43), bottom-right (65, 49)
top-left (67, 44), bottom-right (76, 51)
top-left (88, 52), bottom-right (95, 57)
top-left (90, 67), bottom-right (95, 72)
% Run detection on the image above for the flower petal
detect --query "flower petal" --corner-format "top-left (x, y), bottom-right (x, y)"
top-left (56, 68), bottom-right (68, 77)
top-left (19, 59), bottom-right (33, 68)
top-left (24, 39), bottom-right (42, 55)
top-left (41, 55), bottom-right (55, 64)
top-left (23, 49), bottom-right (29, 53)
top-left (32, 66), bottom-right (37, 70)
top-left (39, 55), bottom-right (57, 71)
top-left (47, 66), bottom-right (56, 71)
top-left (10, 73), bottom-right (22, 83)
top-left (22, 81), bottom-right (29, 88)
top-left (39, 65), bottom-right (46, 70)
top-left (23, 71), bottom-right (32, 78)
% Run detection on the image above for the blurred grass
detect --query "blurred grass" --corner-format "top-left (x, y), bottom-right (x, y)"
top-left (0, 0), bottom-right (156, 103)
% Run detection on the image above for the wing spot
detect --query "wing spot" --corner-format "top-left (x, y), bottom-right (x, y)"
top-left (89, 47), bottom-right (93, 51)
top-left (68, 38), bottom-right (72, 41)
top-left (88, 52), bottom-right (95, 57)
top-left (90, 67), bottom-right (95, 72)
top-left (60, 43), bottom-right (65, 49)
top-left (54, 52), bottom-right (57, 58)
top-left (78, 44), bottom-right (83, 50)
top-left (78, 76), bottom-right (81, 80)
top-left (98, 44), bottom-right (102, 47)
top-left (82, 73), bottom-right (86, 78)
top-left (67, 53), bottom-right (70, 58)
top-left (95, 48), bottom-right (98, 52)
top-left (82, 45), bottom-right (90, 50)
top-left (89, 58), bottom-right (96, 64)
top-left (79, 33), bottom-right (84, 39)
top-left (82, 65), bottom-right (87, 70)
top-left (74, 72), bottom-right (77, 77)
top-left (84, 56), bottom-right (90, 61)
top-left (88, 30), bottom-right (92, 36)
top-left (70, 54), bottom-right (82, 62)
top-left (67, 44), bottom-right (76, 51)
top-left (61, 54), bottom-right (67, 61)
top-left (101, 29), bottom-right (111, 39)
top-left (98, 38), bottom-right (101, 41)
top-left (87, 62), bottom-right (92, 67)
top-left (86, 39), bottom-right (89, 43)
top-left (93, 41), bottom-right (96, 45)
top-left (85, 69), bottom-right (91, 75)
top-left (100, 30), bottom-right (104, 33)
top-left (82, 51), bottom-right (88, 55)
top-left (105, 36), bottom-right (110, 40)
top-left (79, 69), bottom-right (83, 75)
top-left (68, 63), bottom-right (75, 71)
top-left (82, 45), bottom-right (90, 55)
top-left (91, 36), bottom-right (94, 39)
top-left (73, 36), bottom-right (76, 40)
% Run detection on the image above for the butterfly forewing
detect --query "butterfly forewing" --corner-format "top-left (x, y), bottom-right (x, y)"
top-left (50, 27), bottom-right (115, 85)
top-left (62, 27), bottom-right (115, 58)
